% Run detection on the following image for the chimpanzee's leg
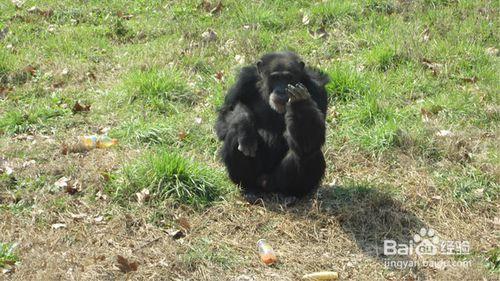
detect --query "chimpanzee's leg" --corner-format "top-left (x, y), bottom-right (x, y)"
top-left (217, 103), bottom-right (263, 194)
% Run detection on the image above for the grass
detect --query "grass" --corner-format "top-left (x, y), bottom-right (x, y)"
top-left (108, 150), bottom-right (231, 208)
top-left (0, 0), bottom-right (498, 280)
top-left (0, 243), bottom-right (19, 268)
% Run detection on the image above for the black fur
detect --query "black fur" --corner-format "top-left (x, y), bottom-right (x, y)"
top-left (215, 52), bottom-right (329, 197)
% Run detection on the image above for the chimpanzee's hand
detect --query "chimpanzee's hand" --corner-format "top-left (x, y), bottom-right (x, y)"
top-left (286, 83), bottom-right (310, 103)
top-left (237, 136), bottom-right (257, 157)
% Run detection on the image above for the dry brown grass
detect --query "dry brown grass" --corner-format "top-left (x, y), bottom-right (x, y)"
top-left (1, 137), bottom-right (497, 280)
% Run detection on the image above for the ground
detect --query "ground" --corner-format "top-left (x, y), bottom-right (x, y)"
top-left (0, 0), bottom-right (499, 280)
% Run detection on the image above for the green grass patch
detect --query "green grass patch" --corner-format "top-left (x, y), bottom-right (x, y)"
top-left (181, 237), bottom-right (242, 270)
top-left (0, 242), bottom-right (19, 268)
top-left (122, 67), bottom-right (194, 113)
top-left (0, 106), bottom-right (69, 135)
top-left (108, 150), bottom-right (231, 208)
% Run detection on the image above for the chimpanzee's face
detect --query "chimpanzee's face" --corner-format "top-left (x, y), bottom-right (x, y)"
top-left (257, 54), bottom-right (305, 113)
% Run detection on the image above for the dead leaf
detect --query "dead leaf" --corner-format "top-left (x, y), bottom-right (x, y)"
top-left (436, 130), bottom-right (453, 137)
top-left (485, 47), bottom-right (498, 56)
top-left (4, 166), bottom-right (13, 175)
top-left (177, 217), bottom-right (191, 231)
top-left (200, 1), bottom-right (223, 15)
top-left (309, 27), bottom-right (328, 39)
top-left (235, 54), bottom-right (245, 65)
top-left (421, 27), bottom-right (430, 42)
top-left (474, 188), bottom-right (484, 198)
top-left (70, 213), bottom-right (88, 221)
top-left (166, 228), bottom-right (185, 240)
top-left (210, 1), bottom-right (223, 14)
top-left (22, 160), bottom-right (36, 167)
top-left (11, 0), bottom-right (24, 8)
top-left (65, 179), bottom-right (81, 195)
top-left (116, 255), bottom-right (139, 273)
top-left (72, 101), bottom-right (91, 113)
top-left (96, 190), bottom-right (108, 201)
top-left (421, 58), bottom-right (442, 75)
top-left (54, 176), bottom-right (70, 188)
top-left (51, 223), bottom-right (67, 230)
top-left (117, 11), bottom-right (133, 20)
top-left (462, 76), bottom-right (478, 83)
top-left (23, 65), bottom-right (36, 76)
top-left (215, 71), bottom-right (224, 81)
top-left (420, 108), bottom-right (432, 123)
top-left (86, 71), bottom-right (96, 80)
top-left (178, 131), bottom-right (187, 141)
top-left (27, 6), bottom-right (53, 17)
top-left (201, 29), bottom-right (217, 42)
top-left (0, 87), bottom-right (11, 100)
top-left (136, 188), bottom-right (150, 204)
top-left (302, 14), bottom-right (310, 25)
top-left (51, 81), bottom-right (64, 89)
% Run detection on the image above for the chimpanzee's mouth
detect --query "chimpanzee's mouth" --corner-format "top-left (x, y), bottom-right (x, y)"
top-left (270, 101), bottom-right (286, 113)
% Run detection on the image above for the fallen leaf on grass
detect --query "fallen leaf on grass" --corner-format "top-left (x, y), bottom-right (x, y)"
top-left (54, 176), bottom-right (70, 188)
top-left (23, 65), bottom-right (36, 76)
top-left (65, 179), bottom-right (81, 195)
top-left (70, 213), bottom-right (88, 221)
top-left (214, 71), bottom-right (224, 81)
top-left (135, 188), bottom-right (150, 204)
top-left (302, 14), bottom-right (310, 25)
top-left (420, 27), bottom-right (430, 42)
top-left (201, 29), bottom-right (217, 42)
top-left (178, 131), bottom-right (188, 141)
top-left (61, 68), bottom-right (70, 76)
top-left (485, 47), bottom-right (498, 56)
top-left (235, 54), bottom-right (245, 65)
top-left (462, 76), bottom-right (478, 83)
top-left (309, 27), bottom-right (328, 39)
top-left (27, 6), bottom-right (53, 17)
top-left (420, 108), bottom-right (432, 123)
top-left (166, 228), bottom-right (185, 240)
top-left (22, 159), bottom-right (36, 167)
top-left (51, 223), bottom-right (67, 230)
top-left (72, 101), bottom-right (91, 113)
top-left (11, 0), bottom-right (24, 8)
top-left (199, 1), bottom-right (223, 15)
top-left (116, 11), bottom-right (133, 20)
top-left (421, 58), bottom-right (442, 75)
top-left (2, 166), bottom-right (14, 175)
top-left (177, 217), bottom-right (191, 231)
top-left (435, 130), bottom-right (453, 137)
top-left (116, 255), bottom-right (139, 273)
top-left (51, 81), bottom-right (64, 89)
top-left (0, 87), bottom-right (12, 99)
top-left (96, 190), bottom-right (108, 201)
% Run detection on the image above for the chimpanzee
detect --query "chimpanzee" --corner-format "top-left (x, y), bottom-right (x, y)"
top-left (215, 51), bottom-right (329, 199)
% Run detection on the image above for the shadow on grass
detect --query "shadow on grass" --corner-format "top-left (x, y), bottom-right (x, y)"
top-left (259, 184), bottom-right (427, 272)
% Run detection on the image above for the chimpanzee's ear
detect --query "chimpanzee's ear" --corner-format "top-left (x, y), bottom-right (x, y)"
top-left (256, 60), bottom-right (263, 75)
top-left (299, 61), bottom-right (305, 69)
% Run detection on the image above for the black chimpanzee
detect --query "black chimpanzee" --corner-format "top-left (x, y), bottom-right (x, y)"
top-left (215, 51), bottom-right (329, 199)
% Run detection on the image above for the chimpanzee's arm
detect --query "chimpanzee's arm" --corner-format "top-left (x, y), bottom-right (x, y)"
top-left (215, 103), bottom-right (258, 157)
top-left (283, 83), bottom-right (326, 156)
